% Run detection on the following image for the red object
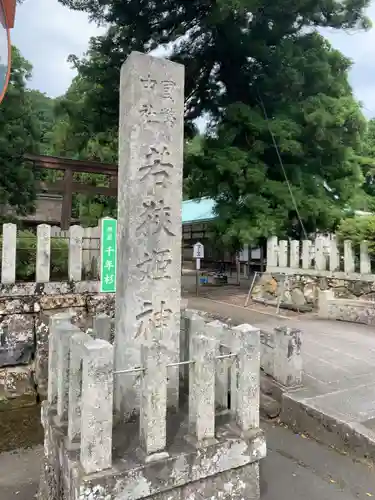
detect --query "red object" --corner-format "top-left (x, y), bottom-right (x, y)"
top-left (1, 0), bottom-right (16, 28)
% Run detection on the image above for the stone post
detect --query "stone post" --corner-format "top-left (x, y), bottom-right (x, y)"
top-left (115, 52), bottom-right (184, 418)
top-left (278, 240), bottom-right (288, 268)
top-left (68, 331), bottom-right (91, 444)
top-left (314, 237), bottom-right (326, 271)
top-left (68, 225), bottom-right (83, 282)
top-left (266, 236), bottom-right (278, 269)
top-left (140, 341), bottom-right (168, 458)
top-left (273, 326), bottom-right (302, 387)
top-left (232, 325), bottom-right (260, 431)
top-left (329, 237), bottom-right (340, 272)
top-left (360, 241), bottom-right (371, 275)
top-left (93, 313), bottom-right (112, 343)
top-left (1, 222), bottom-right (16, 284)
top-left (318, 289), bottom-right (334, 319)
top-left (206, 320), bottom-right (230, 410)
top-left (47, 312), bottom-right (74, 406)
top-left (189, 334), bottom-right (216, 442)
top-left (290, 240), bottom-right (299, 269)
top-left (81, 339), bottom-right (114, 474)
top-left (36, 224), bottom-right (51, 283)
top-left (56, 322), bottom-right (81, 422)
top-left (344, 240), bottom-right (355, 274)
top-left (301, 240), bottom-right (312, 270)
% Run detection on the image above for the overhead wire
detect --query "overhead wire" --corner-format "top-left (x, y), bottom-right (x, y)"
top-left (256, 90), bottom-right (309, 240)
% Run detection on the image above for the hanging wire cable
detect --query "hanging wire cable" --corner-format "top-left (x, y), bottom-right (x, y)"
top-left (257, 91), bottom-right (309, 240)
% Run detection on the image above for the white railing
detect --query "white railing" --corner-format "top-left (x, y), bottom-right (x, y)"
top-left (266, 235), bottom-right (372, 279)
top-left (0, 222), bottom-right (104, 284)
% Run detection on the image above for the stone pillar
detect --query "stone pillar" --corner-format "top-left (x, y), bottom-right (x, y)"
top-left (301, 240), bottom-right (312, 270)
top-left (314, 237), bottom-right (326, 271)
top-left (68, 331), bottom-right (91, 444)
top-left (318, 289), bottom-right (334, 319)
top-left (206, 320), bottom-right (230, 410)
top-left (36, 224), bottom-right (51, 283)
top-left (266, 236), bottom-right (278, 269)
top-left (68, 225), bottom-right (83, 282)
top-left (56, 322), bottom-right (81, 422)
top-left (232, 325), bottom-right (260, 431)
top-left (344, 240), bottom-right (355, 274)
top-left (115, 51), bottom-right (184, 418)
top-left (140, 341), bottom-right (168, 458)
top-left (329, 236), bottom-right (339, 272)
top-left (93, 313), bottom-right (112, 343)
top-left (1, 222), bottom-right (16, 284)
top-left (290, 240), bottom-right (299, 269)
top-left (189, 334), bottom-right (216, 442)
top-left (81, 339), bottom-right (114, 474)
top-left (47, 312), bottom-right (74, 406)
top-left (278, 240), bottom-right (288, 268)
top-left (273, 326), bottom-right (302, 387)
top-left (360, 241), bottom-right (371, 275)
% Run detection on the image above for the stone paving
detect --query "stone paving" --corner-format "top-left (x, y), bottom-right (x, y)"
top-left (186, 296), bottom-right (375, 455)
top-left (3, 422), bottom-right (375, 500)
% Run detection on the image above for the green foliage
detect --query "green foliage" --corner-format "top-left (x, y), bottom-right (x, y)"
top-left (27, 90), bottom-right (56, 155)
top-left (0, 47), bottom-right (43, 215)
top-left (336, 215), bottom-right (375, 255)
top-left (54, 0), bottom-right (372, 242)
top-left (0, 231), bottom-right (68, 281)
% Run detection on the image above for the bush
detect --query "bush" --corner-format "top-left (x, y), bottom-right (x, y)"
top-left (0, 230), bottom-right (68, 281)
top-left (336, 215), bottom-right (375, 256)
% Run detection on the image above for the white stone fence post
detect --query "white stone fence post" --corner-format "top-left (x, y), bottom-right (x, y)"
top-left (180, 309), bottom-right (261, 430)
top-left (47, 313), bottom-right (114, 475)
top-left (0, 222), bottom-right (90, 284)
top-left (266, 235), bottom-right (374, 278)
top-left (45, 310), bottom-right (262, 475)
top-left (260, 326), bottom-right (302, 387)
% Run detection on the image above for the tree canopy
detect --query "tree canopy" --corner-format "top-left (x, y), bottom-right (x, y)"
top-left (0, 47), bottom-right (44, 215)
top-left (52, 0), bottom-right (373, 245)
top-left (2, 1), bottom-right (374, 246)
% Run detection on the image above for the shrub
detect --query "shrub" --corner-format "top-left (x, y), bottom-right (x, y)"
top-left (0, 230), bottom-right (68, 281)
top-left (336, 215), bottom-right (375, 256)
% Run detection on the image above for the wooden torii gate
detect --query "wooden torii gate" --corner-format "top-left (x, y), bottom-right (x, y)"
top-left (24, 153), bottom-right (118, 229)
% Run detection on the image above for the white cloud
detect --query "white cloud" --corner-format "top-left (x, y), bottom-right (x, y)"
top-left (10, 0), bottom-right (375, 119)
top-left (11, 0), bottom-right (104, 97)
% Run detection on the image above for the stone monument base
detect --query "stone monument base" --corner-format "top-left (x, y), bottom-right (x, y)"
top-left (39, 403), bottom-right (265, 500)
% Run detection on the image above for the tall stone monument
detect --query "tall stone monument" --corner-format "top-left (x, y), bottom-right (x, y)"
top-left (115, 52), bottom-right (184, 417)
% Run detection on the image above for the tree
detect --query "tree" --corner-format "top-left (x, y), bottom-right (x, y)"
top-left (57, 0), bottom-right (371, 241)
top-left (186, 32), bottom-right (367, 246)
top-left (336, 215), bottom-right (375, 256)
top-left (0, 46), bottom-right (42, 215)
top-left (27, 90), bottom-right (55, 155)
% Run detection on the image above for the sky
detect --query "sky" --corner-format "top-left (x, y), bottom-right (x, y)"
top-left (10, 0), bottom-right (375, 118)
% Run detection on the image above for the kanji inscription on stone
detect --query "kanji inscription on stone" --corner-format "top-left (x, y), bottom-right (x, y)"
top-left (136, 249), bottom-right (172, 281)
top-left (136, 199), bottom-right (175, 236)
top-left (116, 52), bottom-right (184, 416)
top-left (139, 145), bottom-right (173, 186)
top-left (135, 300), bottom-right (172, 339)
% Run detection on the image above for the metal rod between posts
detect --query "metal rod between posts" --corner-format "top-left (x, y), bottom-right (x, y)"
top-left (113, 353), bottom-right (238, 376)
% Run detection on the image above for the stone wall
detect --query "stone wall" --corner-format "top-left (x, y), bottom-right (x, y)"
top-left (252, 272), bottom-right (375, 309)
top-left (318, 289), bottom-right (375, 325)
top-left (0, 281), bottom-right (113, 410)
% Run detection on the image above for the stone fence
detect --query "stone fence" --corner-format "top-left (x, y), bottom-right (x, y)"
top-left (252, 236), bottom-right (375, 308)
top-left (0, 281), bottom-right (113, 410)
top-left (1, 222), bottom-right (101, 283)
top-left (318, 289), bottom-right (375, 326)
top-left (40, 309), bottom-right (266, 500)
top-left (260, 327), bottom-right (302, 387)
